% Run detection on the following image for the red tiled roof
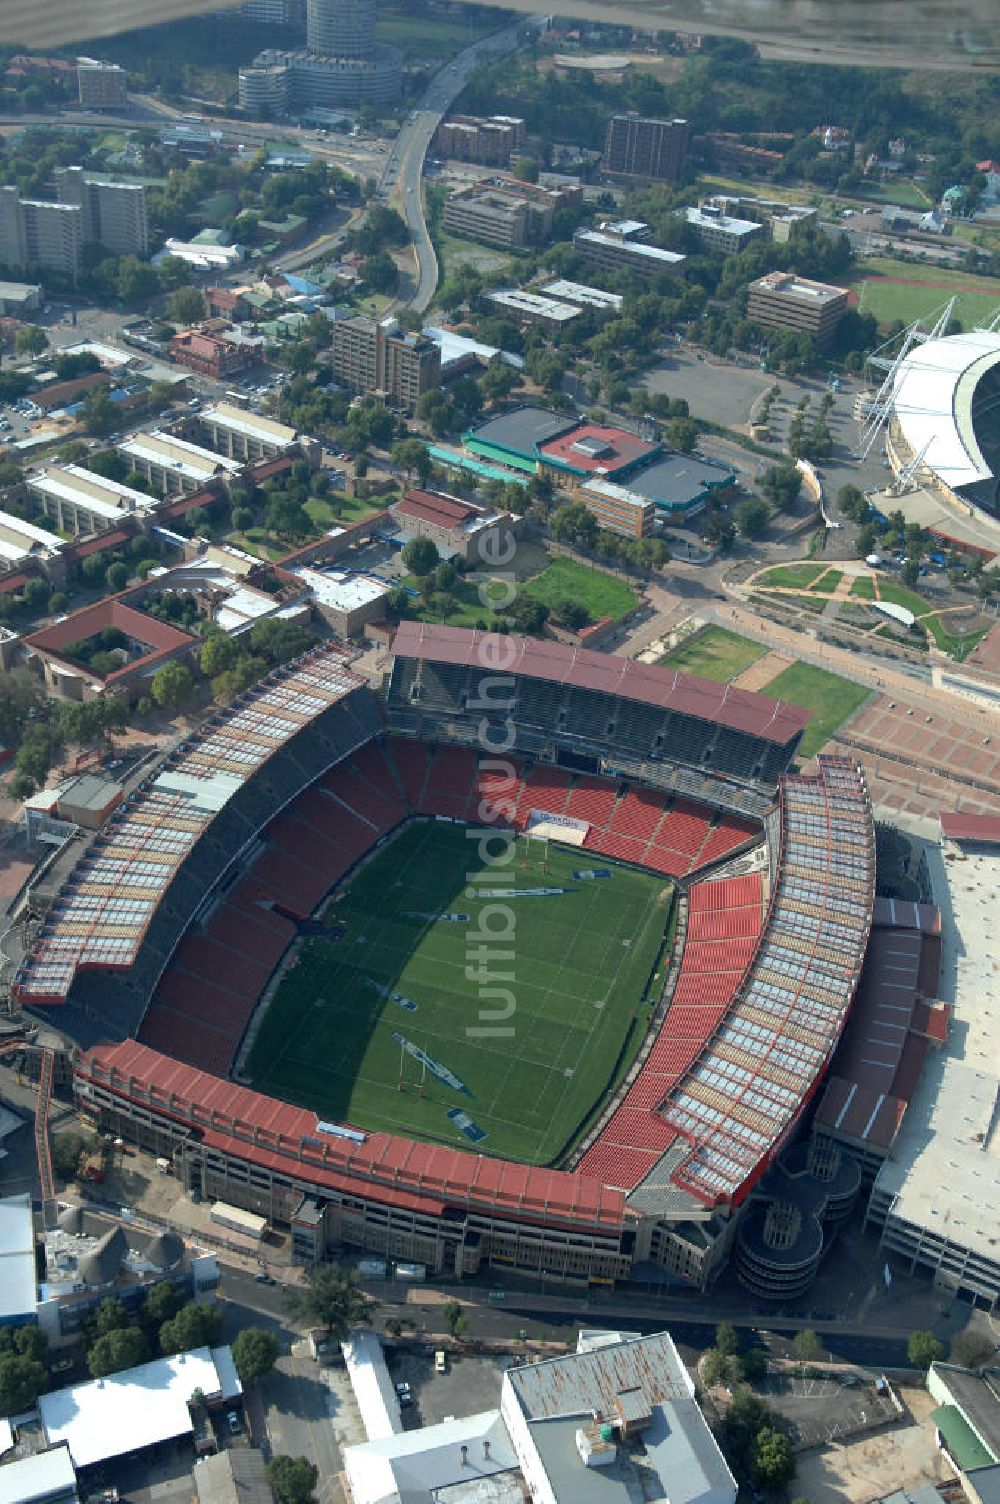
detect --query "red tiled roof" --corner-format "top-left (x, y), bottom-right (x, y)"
top-left (391, 622), bottom-right (811, 746)
top-left (34, 371), bottom-right (110, 410)
top-left (63, 527), bottom-right (134, 563)
top-left (27, 596), bottom-right (195, 660)
top-left (77, 1039), bottom-right (626, 1232)
top-left (396, 489), bottom-right (478, 528)
top-left (0, 570), bottom-right (32, 594)
top-left (939, 811), bottom-right (1000, 844)
top-left (539, 423), bottom-right (657, 475)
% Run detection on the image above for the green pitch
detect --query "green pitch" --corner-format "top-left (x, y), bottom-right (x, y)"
top-left (246, 821), bottom-right (674, 1164)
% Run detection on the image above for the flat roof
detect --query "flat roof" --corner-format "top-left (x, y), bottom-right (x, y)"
top-left (345, 1410), bottom-right (519, 1504)
top-left (940, 811), bottom-right (1000, 843)
top-left (391, 621), bottom-right (810, 745)
top-left (293, 565), bottom-right (387, 611)
top-left (423, 325), bottom-right (504, 369)
top-left (0, 1446), bottom-right (77, 1504)
top-left (487, 290), bottom-right (579, 322)
top-left (749, 270), bottom-right (848, 305)
top-left (118, 430), bottom-right (242, 481)
top-left (575, 229), bottom-right (686, 267)
top-left (889, 330), bottom-right (1000, 493)
top-left (870, 840), bottom-right (1000, 1269)
top-left (539, 422), bottom-right (657, 476)
top-left (686, 206), bottom-right (761, 237)
top-left (620, 452), bottom-right (736, 507)
top-left (200, 403), bottom-right (297, 448)
top-left (39, 1346), bottom-right (241, 1469)
top-left (469, 407), bottom-right (576, 457)
top-left (538, 279), bottom-right (623, 310)
top-left (341, 1329), bottom-right (402, 1443)
top-left (0, 1192), bottom-right (37, 1322)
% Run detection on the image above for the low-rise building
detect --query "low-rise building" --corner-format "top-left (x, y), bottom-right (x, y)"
top-left (196, 403), bottom-right (301, 464)
top-left (486, 289), bottom-right (581, 328)
top-left (0, 279), bottom-right (42, 316)
top-left (205, 287), bottom-right (250, 321)
top-left (685, 204), bottom-right (765, 256)
top-left (0, 1447), bottom-right (78, 1504)
top-left (0, 1192), bottom-right (40, 1329)
top-left (622, 451), bottom-right (737, 520)
top-left (27, 464), bottom-right (158, 533)
top-left (577, 478), bottom-right (655, 537)
top-left (705, 132), bottom-right (788, 178)
top-left (291, 564), bottom-right (388, 638)
top-left (443, 178), bottom-right (561, 249)
top-left (23, 596), bottom-right (198, 702)
top-left (156, 237), bottom-right (244, 272)
top-left (0, 508), bottom-right (63, 563)
top-left (747, 270), bottom-right (849, 347)
top-left (391, 487), bottom-right (517, 563)
top-left (573, 220), bottom-right (685, 282)
top-left (116, 430), bottom-right (242, 495)
top-left (170, 326), bottom-right (254, 381)
top-left (537, 279), bottom-right (623, 313)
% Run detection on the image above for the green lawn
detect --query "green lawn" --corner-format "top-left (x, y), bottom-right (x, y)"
top-left (808, 569), bottom-right (843, 594)
top-left (377, 12), bottom-right (496, 57)
top-left (246, 822), bottom-right (674, 1164)
top-left (304, 494), bottom-right (385, 528)
top-left (850, 576), bottom-right (876, 600)
top-left (922, 613), bottom-right (991, 661)
top-left (658, 626), bottom-right (766, 682)
top-left (853, 256), bottom-right (1000, 329)
top-left (758, 563), bottom-right (827, 590)
top-left (524, 557), bottom-right (638, 622)
top-left (764, 661), bottom-right (871, 759)
top-left (401, 572), bottom-right (502, 629)
top-left (851, 574), bottom-right (930, 615)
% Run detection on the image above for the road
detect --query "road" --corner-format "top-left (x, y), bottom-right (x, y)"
top-left (378, 13), bottom-right (547, 312)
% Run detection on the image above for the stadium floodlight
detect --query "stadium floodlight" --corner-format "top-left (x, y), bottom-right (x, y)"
top-left (856, 299), bottom-right (956, 462)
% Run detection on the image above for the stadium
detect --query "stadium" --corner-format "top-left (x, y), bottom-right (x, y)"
top-left (16, 622), bottom-right (878, 1293)
top-left (880, 325), bottom-right (1000, 517)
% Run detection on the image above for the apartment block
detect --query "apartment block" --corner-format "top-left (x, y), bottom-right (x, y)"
top-left (77, 60), bottom-right (128, 110)
top-left (603, 113), bottom-right (689, 183)
top-left (434, 114), bottom-right (525, 167)
top-left (54, 167), bottom-right (149, 257)
top-left (330, 316), bottom-right (441, 411)
top-left (747, 270), bottom-right (849, 346)
top-left (0, 186), bottom-right (82, 275)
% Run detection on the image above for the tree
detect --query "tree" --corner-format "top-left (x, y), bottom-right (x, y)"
top-left (144, 1279), bottom-right (185, 1326)
top-left (736, 498), bottom-right (771, 537)
top-left (149, 380), bottom-right (179, 410)
top-left (0, 1352), bottom-right (47, 1413)
top-left (50, 1131), bottom-right (86, 1183)
top-left (151, 660), bottom-right (195, 711)
top-left (760, 461), bottom-right (803, 512)
top-left (232, 1327), bottom-right (279, 1384)
top-left (666, 415), bottom-right (698, 453)
top-left (901, 557), bottom-right (920, 588)
top-left (362, 251), bottom-right (398, 295)
top-left (232, 506), bottom-right (254, 533)
top-left (391, 437), bottom-right (432, 487)
top-left (443, 1301), bottom-right (466, 1339)
top-left (793, 1329), bottom-right (823, 1362)
top-left (82, 388), bottom-right (117, 436)
top-left (552, 599), bottom-right (588, 632)
top-left (15, 324), bottom-right (48, 357)
top-left (85, 1298), bottom-right (130, 1343)
top-left (88, 1327), bottom-right (151, 1379)
top-left (908, 1330), bottom-right (945, 1370)
top-left (166, 286), bottom-right (205, 325)
top-left (117, 257), bottom-right (160, 306)
top-left (267, 1456), bottom-right (318, 1504)
top-left (750, 1426), bottom-right (796, 1490)
top-left (199, 633), bottom-right (239, 679)
top-left (106, 561), bottom-right (129, 593)
top-left (159, 1301), bottom-right (223, 1356)
top-left (837, 483), bottom-right (868, 524)
top-left (715, 1322), bottom-right (740, 1358)
top-left (283, 1264), bottom-right (374, 1340)
top-left (402, 536), bottom-right (439, 577)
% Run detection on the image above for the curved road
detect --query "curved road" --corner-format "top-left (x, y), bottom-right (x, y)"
top-left (379, 13), bottom-right (546, 312)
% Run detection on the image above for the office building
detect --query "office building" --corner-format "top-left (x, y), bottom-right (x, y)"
top-left (486, 289), bottom-right (582, 328)
top-left (196, 403), bottom-right (300, 463)
top-left (434, 114), bottom-right (525, 167)
top-left (116, 431), bottom-right (242, 495)
top-left (77, 60), bottom-right (128, 110)
top-left (54, 168), bottom-right (148, 257)
top-left (747, 270), bottom-right (849, 347)
top-left (578, 478), bottom-right (655, 537)
top-left (685, 204), bottom-right (765, 256)
top-left (242, 0), bottom-right (400, 112)
top-left (169, 326), bottom-right (253, 380)
top-left (603, 113), bottom-right (689, 183)
top-left (443, 182), bottom-right (556, 249)
top-left (573, 220), bottom-right (686, 282)
top-left (27, 464), bottom-right (159, 535)
top-left (330, 316), bottom-right (440, 412)
top-left (0, 186), bottom-right (82, 275)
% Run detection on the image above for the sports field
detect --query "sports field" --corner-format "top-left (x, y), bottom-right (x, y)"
top-left (659, 626), bottom-right (766, 682)
top-left (764, 662), bottom-right (870, 758)
top-left (852, 257), bottom-right (1000, 331)
top-left (246, 822), bottom-right (674, 1164)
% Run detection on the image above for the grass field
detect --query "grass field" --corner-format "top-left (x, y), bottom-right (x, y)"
top-left (524, 558), bottom-right (638, 622)
top-left (765, 662), bottom-right (870, 758)
top-left (659, 626), bottom-right (766, 682)
top-left (808, 569), bottom-right (843, 594)
top-left (923, 614), bottom-right (991, 661)
top-left (377, 13), bottom-right (496, 57)
top-left (853, 257), bottom-right (1000, 329)
top-left (758, 563), bottom-right (827, 590)
top-left (246, 823), bottom-right (673, 1163)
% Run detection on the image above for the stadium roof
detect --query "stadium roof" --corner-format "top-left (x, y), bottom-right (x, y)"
top-left (391, 622), bottom-right (811, 746)
top-left (889, 329), bottom-right (1000, 493)
top-left (14, 646), bottom-right (362, 1004)
top-left (39, 1346), bottom-right (241, 1469)
top-left (939, 810), bottom-right (1000, 843)
top-left (650, 756), bottom-right (875, 1207)
top-left (75, 1039), bottom-right (627, 1233)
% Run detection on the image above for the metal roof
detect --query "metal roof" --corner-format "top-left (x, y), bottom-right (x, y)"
top-left (390, 622), bottom-right (810, 746)
top-left (0, 1445), bottom-right (77, 1504)
top-left (467, 407), bottom-right (576, 456)
top-left (940, 810), bottom-right (1000, 843)
top-left (889, 330), bottom-right (1000, 493)
top-left (194, 1448), bottom-right (274, 1504)
top-left (0, 1191), bottom-right (37, 1322)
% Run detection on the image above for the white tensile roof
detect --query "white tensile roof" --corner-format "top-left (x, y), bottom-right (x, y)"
top-left (890, 328), bottom-right (1000, 491)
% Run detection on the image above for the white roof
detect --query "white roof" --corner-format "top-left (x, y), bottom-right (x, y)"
top-left (118, 430), bottom-right (241, 481)
top-left (201, 403), bottom-right (297, 449)
top-left (0, 1445), bottom-right (77, 1504)
top-left (686, 206), bottom-right (761, 237)
top-left (539, 279), bottom-right (623, 310)
top-left (889, 329), bottom-right (1000, 492)
top-left (159, 239), bottom-right (244, 270)
top-left (576, 230), bottom-right (686, 266)
top-left (341, 1329), bottom-right (402, 1443)
top-left (0, 1192), bottom-right (37, 1322)
top-left (423, 325), bottom-right (501, 368)
top-left (872, 598), bottom-right (916, 627)
top-left (28, 464), bottom-right (157, 519)
top-left (39, 1345), bottom-right (241, 1469)
top-left (294, 566), bottom-right (388, 612)
top-left (487, 290), bottom-right (579, 322)
top-left (59, 340), bottom-right (131, 368)
top-left (0, 508), bottom-right (62, 558)
top-left (344, 1410), bottom-right (519, 1504)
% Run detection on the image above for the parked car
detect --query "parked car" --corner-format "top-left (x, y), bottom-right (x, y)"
top-left (434, 1351), bottom-right (446, 1374)
top-left (226, 1411), bottom-right (241, 1434)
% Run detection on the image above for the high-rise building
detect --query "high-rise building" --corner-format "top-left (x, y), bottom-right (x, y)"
top-left (77, 59), bottom-right (128, 110)
top-left (330, 317), bottom-right (440, 412)
top-left (54, 167), bottom-right (148, 257)
top-left (0, 185), bottom-right (83, 275)
top-left (603, 114), bottom-right (689, 183)
top-left (241, 0), bottom-right (399, 112)
top-left (307, 0), bottom-right (374, 57)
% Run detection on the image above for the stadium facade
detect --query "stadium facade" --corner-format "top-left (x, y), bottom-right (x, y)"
top-left (884, 327), bottom-right (1000, 518)
top-left (18, 625), bottom-right (880, 1293)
